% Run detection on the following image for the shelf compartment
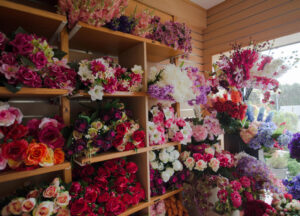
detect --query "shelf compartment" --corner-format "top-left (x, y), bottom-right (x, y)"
top-left (74, 147), bottom-right (150, 165)
top-left (150, 188), bottom-right (183, 204)
top-left (69, 22), bottom-right (183, 62)
top-left (150, 142), bottom-right (180, 151)
top-left (0, 0), bottom-right (66, 43)
top-left (0, 162), bottom-right (71, 183)
top-left (71, 90), bottom-right (148, 99)
top-left (119, 201), bottom-right (149, 216)
top-left (0, 87), bottom-right (69, 98)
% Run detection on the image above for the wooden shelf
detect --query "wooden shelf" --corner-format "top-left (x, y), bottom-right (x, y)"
top-left (69, 22), bottom-right (183, 62)
top-left (150, 142), bottom-right (180, 151)
top-left (0, 0), bottom-right (66, 43)
top-left (118, 201), bottom-right (149, 216)
top-left (74, 147), bottom-right (150, 165)
top-left (71, 90), bottom-right (148, 99)
top-left (0, 162), bottom-right (71, 183)
top-left (150, 188), bottom-right (183, 204)
top-left (0, 87), bottom-right (69, 98)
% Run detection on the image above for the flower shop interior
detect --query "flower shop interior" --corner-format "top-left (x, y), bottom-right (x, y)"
top-left (0, 0), bottom-right (300, 215)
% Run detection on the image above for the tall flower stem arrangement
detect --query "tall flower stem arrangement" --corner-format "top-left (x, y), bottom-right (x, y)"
top-left (0, 29), bottom-right (76, 93)
top-left (67, 100), bottom-right (145, 160)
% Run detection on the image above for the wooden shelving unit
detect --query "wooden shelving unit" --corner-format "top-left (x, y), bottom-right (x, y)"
top-left (0, 2), bottom-right (183, 215)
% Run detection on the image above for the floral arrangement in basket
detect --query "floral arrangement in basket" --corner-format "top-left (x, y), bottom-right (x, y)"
top-left (240, 106), bottom-right (293, 150)
top-left (148, 104), bottom-right (192, 146)
top-left (148, 64), bottom-right (209, 104)
top-left (149, 147), bottom-right (189, 196)
top-left (0, 29), bottom-right (76, 93)
top-left (272, 192), bottom-right (300, 215)
top-left (67, 100), bottom-right (145, 159)
top-left (180, 143), bottom-right (235, 176)
top-left (0, 103), bottom-right (66, 171)
top-left (77, 57), bottom-right (144, 101)
top-left (57, 0), bottom-right (128, 28)
top-left (0, 178), bottom-right (71, 216)
top-left (147, 16), bottom-right (192, 55)
top-left (70, 158), bottom-right (145, 215)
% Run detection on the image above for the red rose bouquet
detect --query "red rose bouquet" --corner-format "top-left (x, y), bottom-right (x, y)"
top-left (67, 100), bottom-right (145, 159)
top-left (70, 158), bottom-right (145, 215)
top-left (244, 200), bottom-right (276, 216)
top-left (0, 29), bottom-right (76, 93)
top-left (0, 177), bottom-right (71, 216)
top-left (0, 103), bottom-right (66, 171)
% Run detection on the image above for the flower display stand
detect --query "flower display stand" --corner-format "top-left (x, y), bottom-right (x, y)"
top-left (0, 0), bottom-right (183, 215)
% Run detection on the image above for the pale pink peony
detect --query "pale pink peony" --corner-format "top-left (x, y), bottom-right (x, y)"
top-left (192, 124), bottom-right (208, 142)
top-left (0, 109), bottom-right (16, 126)
top-left (0, 64), bottom-right (19, 80)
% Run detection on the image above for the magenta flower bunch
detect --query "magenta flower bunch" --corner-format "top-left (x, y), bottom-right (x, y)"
top-left (0, 31), bottom-right (76, 93)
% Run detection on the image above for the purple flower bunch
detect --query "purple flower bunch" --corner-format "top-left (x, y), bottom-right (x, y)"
top-left (148, 84), bottom-right (174, 101)
top-left (283, 174), bottom-right (300, 200)
top-left (236, 153), bottom-right (285, 193)
top-left (150, 166), bottom-right (189, 196)
top-left (106, 15), bottom-right (136, 33)
top-left (288, 133), bottom-right (300, 161)
top-left (278, 130), bottom-right (293, 147)
top-left (147, 16), bottom-right (192, 54)
top-left (248, 122), bottom-right (277, 150)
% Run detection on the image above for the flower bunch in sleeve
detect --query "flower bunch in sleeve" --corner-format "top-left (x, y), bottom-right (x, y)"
top-left (148, 104), bottom-right (192, 145)
top-left (68, 101), bottom-right (145, 159)
top-left (69, 158), bottom-right (145, 215)
top-left (0, 30), bottom-right (76, 93)
top-left (272, 192), bottom-right (300, 215)
top-left (149, 147), bottom-right (189, 196)
top-left (180, 144), bottom-right (235, 176)
top-left (77, 57), bottom-right (144, 101)
top-left (1, 177), bottom-right (71, 216)
top-left (0, 103), bottom-right (65, 171)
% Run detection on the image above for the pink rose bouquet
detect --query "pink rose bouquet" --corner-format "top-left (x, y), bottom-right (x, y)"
top-left (0, 30), bottom-right (76, 93)
top-left (77, 57), bottom-right (144, 101)
top-left (150, 200), bottom-right (166, 216)
top-left (58, 0), bottom-right (128, 28)
top-left (0, 178), bottom-right (71, 216)
top-left (70, 158), bottom-right (145, 215)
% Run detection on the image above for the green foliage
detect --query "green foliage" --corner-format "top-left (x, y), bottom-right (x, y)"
top-left (288, 158), bottom-right (300, 177)
top-left (273, 111), bottom-right (299, 132)
top-left (217, 112), bottom-right (242, 134)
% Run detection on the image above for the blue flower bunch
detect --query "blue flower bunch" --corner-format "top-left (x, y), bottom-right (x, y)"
top-left (248, 122), bottom-right (277, 150)
top-left (288, 133), bottom-right (300, 161)
top-left (283, 174), bottom-right (300, 200)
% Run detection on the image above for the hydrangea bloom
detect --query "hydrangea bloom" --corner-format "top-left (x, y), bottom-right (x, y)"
top-left (288, 133), bottom-right (300, 160)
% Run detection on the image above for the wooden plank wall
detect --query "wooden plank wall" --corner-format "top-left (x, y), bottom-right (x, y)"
top-left (203, 0), bottom-right (300, 71)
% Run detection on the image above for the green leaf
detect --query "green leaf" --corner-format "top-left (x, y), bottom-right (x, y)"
top-left (68, 62), bottom-right (79, 71)
top-left (66, 132), bottom-right (73, 149)
top-left (3, 82), bottom-right (22, 93)
top-left (53, 48), bottom-right (67, 60)
top-left (179, 61), bottom-right (185, 68)
top-left (14, 27), bottom-right (27, 35)
top-left (20, 56), bottom-right (35, 67)
top-left (78, 115), bottom-right (91, 124)
top-left (61, 126), bottom-right (72, 139)
top-left (90, 110), bottom-right (99, 122)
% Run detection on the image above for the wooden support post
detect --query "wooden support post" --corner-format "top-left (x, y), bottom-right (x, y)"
top-left (60, 26), bottom-right (69, 61)
top-left (63, 166), bottom-right (72, 183)
top-left (60, 96), bottom-right (70, 126)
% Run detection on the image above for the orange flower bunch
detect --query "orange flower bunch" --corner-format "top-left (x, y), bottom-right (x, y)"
top-left (165, 196), bottom-right (189, 216)
top-left (25, 142), bottom-right (65, 167)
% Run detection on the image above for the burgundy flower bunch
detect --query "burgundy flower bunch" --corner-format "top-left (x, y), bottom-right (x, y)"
top-left (70, 158), bottom-right (145, 216)
top-left (147, 16), bottom-right (192, 55)
top-left (0, 31), bottom-right (76, 92)
top-left (68, 101), bottom-right (145, 159)
top-left (244, 200), bottom-right (276, 216)
top-left (215, 176), bottom-right (259, 215)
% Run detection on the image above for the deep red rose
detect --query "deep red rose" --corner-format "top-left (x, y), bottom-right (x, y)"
top-left (69, 182), bottom-right (81, 196)
top-left (2, 139), bottom-right (28, 161)
top-left (104, 160), bottom-right (118, 173)
top-left (4, 122), bottom-right (28, 141)
top-left (38, 125), bottom-right (64, 149)
top-left (116, 167), bottom-right (126, 176)
top-left (193, 153), bottom-right (203, 162)
top-left (70, 198), bottom-right (87, 215)
top-left (84, 186), bottom-right (98, 203)
top-left (203, 153), bottom-right (213, 162)
top-left (26, 119), bottom-right (41, 137)
top-left (122, 193), bottom-right (133, 205)
top-left (244, 200), bottom-right (276, 216)
top-left (115, 176), bottom-right (129, 193)
top-left (116, 123), bottom-right (127, 136)
top-left (97, 207), bottom-right (104, 214)
top-left (97, 167), bottom-right (111, 178)
top-left (125, 142), bottom-right (135, 151)
top-left (112, 135), bottom-right (123, 147)
top-left (105, 197), bottom-right (126, 214)
top-left (132, 130), bottom-right (145, 142)
top-left (94, 176), bottom-right (108, 189)
top-left (18, 66), bottom-right (42, 88)
top-left (81, 165), bottom-right (95, 177)
top-left (117, 158), bottom-right (126, 167)
top-left (97, 191), bottom-right (110, 203)
top-left (129, 173), bottom-right (136, 183)
top-left (126, 162), bottom-right (138, 174)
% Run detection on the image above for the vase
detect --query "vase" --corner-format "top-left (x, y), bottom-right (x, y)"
top-left (271, 168), bottom-right (288, 179)
top-left (231, 210), bottom-right (243, 216)
top-left (224, 133), bottom-right (258, 158)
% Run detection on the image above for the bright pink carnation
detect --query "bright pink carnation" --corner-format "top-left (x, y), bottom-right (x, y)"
top-left (230, 191), bottom-right (242, 208)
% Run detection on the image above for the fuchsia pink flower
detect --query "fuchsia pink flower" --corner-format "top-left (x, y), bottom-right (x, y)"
top-left (231, 191), bottom-right (242, 208)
